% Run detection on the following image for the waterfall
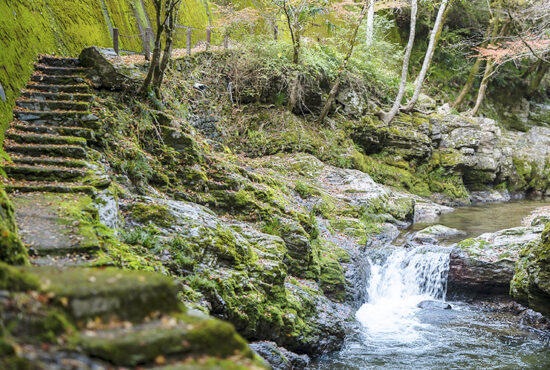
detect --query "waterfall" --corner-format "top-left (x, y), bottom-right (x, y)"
top-left (356, 246), bottom-right (450, 342)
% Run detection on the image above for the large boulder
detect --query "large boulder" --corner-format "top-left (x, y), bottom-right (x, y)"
top-left (511, 222), bottom-right (550, 317)
top-left (448, 224), bottom-right (545, 297)
top-left (79, 46), bottom-right (140, 90)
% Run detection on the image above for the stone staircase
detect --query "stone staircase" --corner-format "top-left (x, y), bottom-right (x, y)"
top-left (2, 55), bottom-right (98, 194)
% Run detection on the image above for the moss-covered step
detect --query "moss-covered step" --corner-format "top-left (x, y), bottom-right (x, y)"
top-left (7, 131), bottom-right (88, 146)
top-left (26, 83), bottom-right (90, 94)
top-left (11, 193), bottom-right (99, 256)
top-left (76, 317), bottom-right (255, 367)
top-left (3, 182), bottom-right (96, 195)
top-left (34, 64), bottom-right (86, 76)
top-left (37, 55), bottom-right (80, 67)
top-left (33, 266), bottom-right (180, 322)
top-left (5, 143), bottom-right (88, 159)
top-left (21, 90), bottom-right (94, 102)
top-left (13, 123), bottom-right (95, 140)
top-left (16, 99), bottom-right (89, 112)
top-left (30, 74), bottom-right (85, 85)
top-left (13, 110), bottom-right (99, 128)
top-left (9, 155), bottom-right (88, 168)
top-left (2, 164), bottom-right (86, 182)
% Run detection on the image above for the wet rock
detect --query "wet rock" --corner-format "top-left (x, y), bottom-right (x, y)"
top-left (409, 225), bottom-right (465, 246)
top-left (0, 81), bottom-right (5, 102)
top-left (448, 224), bottom-right (545, 297)
top-left (417, 300), bottom-right (452, 310)
top-left (250, 341), bottom-right (310, 370)
top-left (79, 46), bottom-right (140, 90)
top-left (413, 201), bottom-right (454, 224)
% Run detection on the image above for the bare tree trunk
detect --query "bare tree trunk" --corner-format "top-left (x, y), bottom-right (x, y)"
top-left (153, 6), bottom-right (178, 96)
top-left (470, 59), bottom-right (493, 116)
top-left (140, 2), bottom-right (163, 95)
top-left (319, 1), bottom-right (369, 124)
top-left (366, 0), bottom-right (375, 47)
top-left (382, 0), bottom-right (418, 124)
top-left (402, 0), bottom-right (449, 112)
top-left (452, 58), bottom-right (483, 110)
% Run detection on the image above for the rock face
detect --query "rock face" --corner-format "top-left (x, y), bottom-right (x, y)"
top-left (511, 223), bottom-right (550, 317)
top-left (353, 109), bottom-right (550, 200)
top-left (448, 223), bottom-right (546, 297)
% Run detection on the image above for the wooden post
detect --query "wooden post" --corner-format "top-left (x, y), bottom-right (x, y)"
top-left (274, 25), bottom-right (278, 41)
top-left (144, 28), bottom-right (151, 61)
top-left (113, 28), bottom-right (119, 55)
top-left (187, 28), bottom-right (192, 56)
top-left (206, 27), bottom-right (211, 50)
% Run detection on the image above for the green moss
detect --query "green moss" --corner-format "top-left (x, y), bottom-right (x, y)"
top-left (294, 180), bottom-right (321, 199)
top-left (130, 202), bottom-right (176, 228)
top-left (0, 189), bottom-right (28, 265)
top-left (0, 262), bottom-right (40, 291)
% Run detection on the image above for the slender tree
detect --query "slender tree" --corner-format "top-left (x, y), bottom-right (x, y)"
top-left (319, 1), bottom-right (369, 124)
top-left (140, 0), bottom-right (183, 97)
top-left (366, 0), bottom-right (375, 47)
top-left (381, 0), bottom-right (418, 124)
top-left (402, 0), bottom-right (450, 112)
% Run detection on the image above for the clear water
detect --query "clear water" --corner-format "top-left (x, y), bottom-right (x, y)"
top-left (313, 200), bottom-right (550, 369)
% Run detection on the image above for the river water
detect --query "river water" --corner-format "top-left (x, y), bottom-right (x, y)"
top-left (313, 200), bottom-right (550, 369)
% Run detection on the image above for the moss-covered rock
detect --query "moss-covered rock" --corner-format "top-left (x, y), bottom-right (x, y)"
top-left (511, 223), bottom-right (550, 317)
top-left (0, 189), bottom-right (28, 265)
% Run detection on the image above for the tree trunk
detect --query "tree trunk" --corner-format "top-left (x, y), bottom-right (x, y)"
top-left (383, 0), bottom-right (418, 124)
top-left (470, 59), bottom-right (493, 116)
top-left (140, 4), bottom-right (163, 95)
top-left (366, 0), bottom-right (375, 47)
top-left (527, 60), bottom-right (550, 96)
top-left (293, 33), bottom-right (301, 64)
top-left (402, 0), bottom-right (449, 112)
top-left (153, 8), bottom-right (178, 97)
top-left (452, 58), bottom-right (483, 110)
top-left (319, 1), bottom-right (369, 124)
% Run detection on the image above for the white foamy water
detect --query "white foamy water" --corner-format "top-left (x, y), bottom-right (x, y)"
top-left (356, 247), bottom-right (450, 343)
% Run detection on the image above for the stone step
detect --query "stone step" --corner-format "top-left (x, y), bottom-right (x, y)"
top-left (13, 123), bottom-right (95, 140)
top-left (30, 74), bottom-right (86, 85)
top-left (29, 266), bottom-right (180, 322)
top-left (34, 64), bottom-right (86, 76)
top-left (9, 155), bottom-right (88, 168)
top-left (13, 110), bottom-right (100, 128)
top-left (21, 90), bottom-right (94, 102)
top-left (2, 164), bottom-right (86, 182)
top-left (76, 317), bottom-right (246, 367)
top-left (37, 55), bottom-right (80, 67)
top-left (26, 83), bottom-right (90, 94)
top-left (3, 181), bottom-right (96, 195)
top-left (7, 131), bottom-right (87, 147)
top-left (5, 143), bottom-right (88, 159)
top-left (16, 99), bottom-right (89, 112)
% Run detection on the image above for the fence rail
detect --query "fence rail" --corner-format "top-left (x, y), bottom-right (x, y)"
top-left (111, 24), bottom-right (233, 58)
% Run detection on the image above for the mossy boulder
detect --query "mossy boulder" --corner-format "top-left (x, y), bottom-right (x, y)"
top-left (511, 223), bottom-right (550, 317)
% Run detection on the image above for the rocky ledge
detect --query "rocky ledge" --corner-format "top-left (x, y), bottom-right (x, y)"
top-left (448, 207), bottom-right (550, 297)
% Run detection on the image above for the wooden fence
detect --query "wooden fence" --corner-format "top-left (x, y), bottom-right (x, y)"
top-left (112, 25), bottom-right (231, 59)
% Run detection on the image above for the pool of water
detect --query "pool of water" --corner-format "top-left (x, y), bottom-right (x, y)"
top-left (410, 200), bottom-right (550, 242)
top-left (312, 200), bottom-right (550, 369)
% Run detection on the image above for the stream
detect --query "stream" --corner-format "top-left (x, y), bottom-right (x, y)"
top-left (312, 200), bottom-right (550, 369)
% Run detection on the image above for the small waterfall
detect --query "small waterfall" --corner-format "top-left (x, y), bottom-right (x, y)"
top-left (356, 246), bottom-right (450, 342)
